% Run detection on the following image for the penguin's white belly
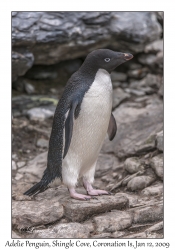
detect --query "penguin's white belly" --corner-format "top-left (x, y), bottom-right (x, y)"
top-left (62, 69), bottom-right (112, 187)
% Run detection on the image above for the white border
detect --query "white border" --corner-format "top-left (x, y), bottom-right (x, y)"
top-left (1, 0), bottom-right (175, 249)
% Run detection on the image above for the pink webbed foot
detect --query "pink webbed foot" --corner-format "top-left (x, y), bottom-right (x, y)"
top-left (83, 178), bottom-right (111, 196)
top-left (69, 187), bottom-right (91, 201)
top-left (87, 189), bottom-right (110, 196)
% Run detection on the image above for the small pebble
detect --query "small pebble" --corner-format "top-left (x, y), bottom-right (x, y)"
top-left (12, 161), bottom-right (17, 170)
top-left (17, 161), bottom-right (26, 168)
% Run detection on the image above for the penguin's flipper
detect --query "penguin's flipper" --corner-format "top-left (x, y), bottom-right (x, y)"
top-left (108, 113), bottom-right (117, 141)
top-left (63, 100), bottom-right (78, 158)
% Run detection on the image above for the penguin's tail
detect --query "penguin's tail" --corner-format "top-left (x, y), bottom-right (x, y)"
top-left (23, 181), bottom-right (48, 196)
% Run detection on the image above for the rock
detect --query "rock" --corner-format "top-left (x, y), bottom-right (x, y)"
top-left (126, 223), bottom-right (153, 233)
top-left (111, 72), bottom-right (127, 82)
top-left (128, 63), bottom-right (142, 70)
top-left (150, 154), bottom-right (163, 180)
top-left (25, 59), bottom-right (82, 85)
top-left (112, 88), bottom-right (130, 108)
top-left (93, 210), bottom-right (132, 233)
top-left (12, 154), bottom-right (18, 160)
top-left (127, 175), bottom-right (156, 191)
top-left (124, 88), bottom-right (145, 96)
top-left (63, 194), bottom-right (128, 222)
top-left (147, 232), bottom-right (163, 238)
top-left (12, 12), bottom-right (162, 80)
top-left (112, 231), bottom-right (126, 238)
top-left (18, 152), bottom-right (47, 180)
top-left (158, 81), bottom-right (163, 97)
top-left (110, 12), bottom-right (161, 47)
top-left (133, 203), bottom-right (163, 223)
top-left (12, 95), bottom-right (58, 117)
top-left (12, 51), bottom-right (34, 82)
top-left (138, 54), bottom-right (157, 66)
top-left (141, 182), bottom-right (163, 196)
top-left (156, 130), bottom-right (163, 151)
top-left (12, 200), bottom-right (63, 230)
top-left (15, 173), bottom-right (23, 181)
top-left (95, 154), bottom-right (120, 178)
top-left (127, 68), bottom-right (148, 79)
top-left (13, 77), bottom-right (26, 92)
top-left (24, 82), bottom-right (35, 94)
top-left (112, 81), bottom-right (120, 88)
top-left (12, 160), bottom-right (17, 170)
top-left (33, 222), bottom-right (90, 238)
top-left (134, 133), bottom-right (156, 155)
top-left (102, 96), bottom-right (163, 158)
top-left (112, 171), bottom-right (143, 189)
top-left (126, 232), bottom-right (147, 238)
top-left (145, 39), bottom-right (163, 53)
top-left (17, 161), bottom-right (26, 168)
top-left (130, 74), bottom-right (162, 89)
top-left (83, 220), bottom-right (94, 233)
top-left (156, 51), bottom-right (163, 69)
top-left (91, 233), bottom-right (111, 238)
top-left (146, 221), bottom-right (163, 233)
top-left (27, 107), bottom-right (54, 121)
top-left (12, 231), bottom-right (21, 238)
top-left (157, 12), bottom-right (163, 24)
top-left (117, 192), bottom-right (139, 208)
top-left (142, 74), bottom-right (162, 89)
top-left (138, 51), bottom-right (163, 74)
top-left (124, 157), bottom-right (144, 174)
top-left (36, 138), bottom-right (49, 148)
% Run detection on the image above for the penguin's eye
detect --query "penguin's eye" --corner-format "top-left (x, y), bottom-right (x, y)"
top-left (104, 58), bottom-right (110, 62)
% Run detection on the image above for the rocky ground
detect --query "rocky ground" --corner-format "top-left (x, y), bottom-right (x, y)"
top-left (12, 11), bottom-right (163, 239)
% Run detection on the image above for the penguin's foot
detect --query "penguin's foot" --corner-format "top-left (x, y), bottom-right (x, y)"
top-left (87, 189), bottom-right (109, 196)
top-left (68, 187), bottom-right (91, 201)
top-left (83, 178), bottom-right (110, 196)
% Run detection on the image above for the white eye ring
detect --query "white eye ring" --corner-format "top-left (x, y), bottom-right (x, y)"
top-left (104, 58), bottom-right (110, 62)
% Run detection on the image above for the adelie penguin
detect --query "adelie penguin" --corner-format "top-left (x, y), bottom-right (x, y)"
top-left (24, 49), bottom-right (133, 200)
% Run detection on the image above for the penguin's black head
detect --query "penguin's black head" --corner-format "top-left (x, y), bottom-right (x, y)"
top-left (84, 49), bottom-right (133, 73)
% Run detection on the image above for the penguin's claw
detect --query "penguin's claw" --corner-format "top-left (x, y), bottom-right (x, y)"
top-left (85, 197), bottom-right (91, 201)
top-left (91, 196), bottom-right (98, 200)
top-left (108, 191), bottom-right (112, 195)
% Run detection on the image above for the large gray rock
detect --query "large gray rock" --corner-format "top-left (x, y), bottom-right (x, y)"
top-left (144, 39), bottom-right (163, 53)
top-left (12, 12), bottom-right (161, 80)
top-left (102, 96), bottom-right (163, 158)
top-left (127, 168), bottom-right (156, 191)
top-left (130, 74), bottom-right (162, 90)
top-left (93, 210), bottom-right (133, 233)
top-left (132, 203), bottom-right (163, 223)
top-left (127, 175), bottom-right (156, 191)
top-left (27, 107), bottom-right (55, 121)
top-left (150, 154), bottom-right (163, 180)
top-left (141, 181), bottom-right (163, 196)
top-left (18, 151), bottom-right (47, 180)
top-left (112, 88), bottom-right (130, 109)
top-left (12, 51), bottom-right (34, 81)
top-left (33, 222), bottom-right (90, 238)
top-left (95, 153), bottom-right (120, 178)
top-left (146, 221), bottom-right (163, 233)
top-left (138, 53), bottom-right (163, 73)
top-left (12, 200), bottom-right (64, 230)
top-left (63, 194), bottom-right (128, 222)
top-left (124, 157), bottom-right (144, 174)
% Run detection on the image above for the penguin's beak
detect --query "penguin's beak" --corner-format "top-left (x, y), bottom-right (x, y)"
top-left (124, 53), bottom-right (133, 61)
